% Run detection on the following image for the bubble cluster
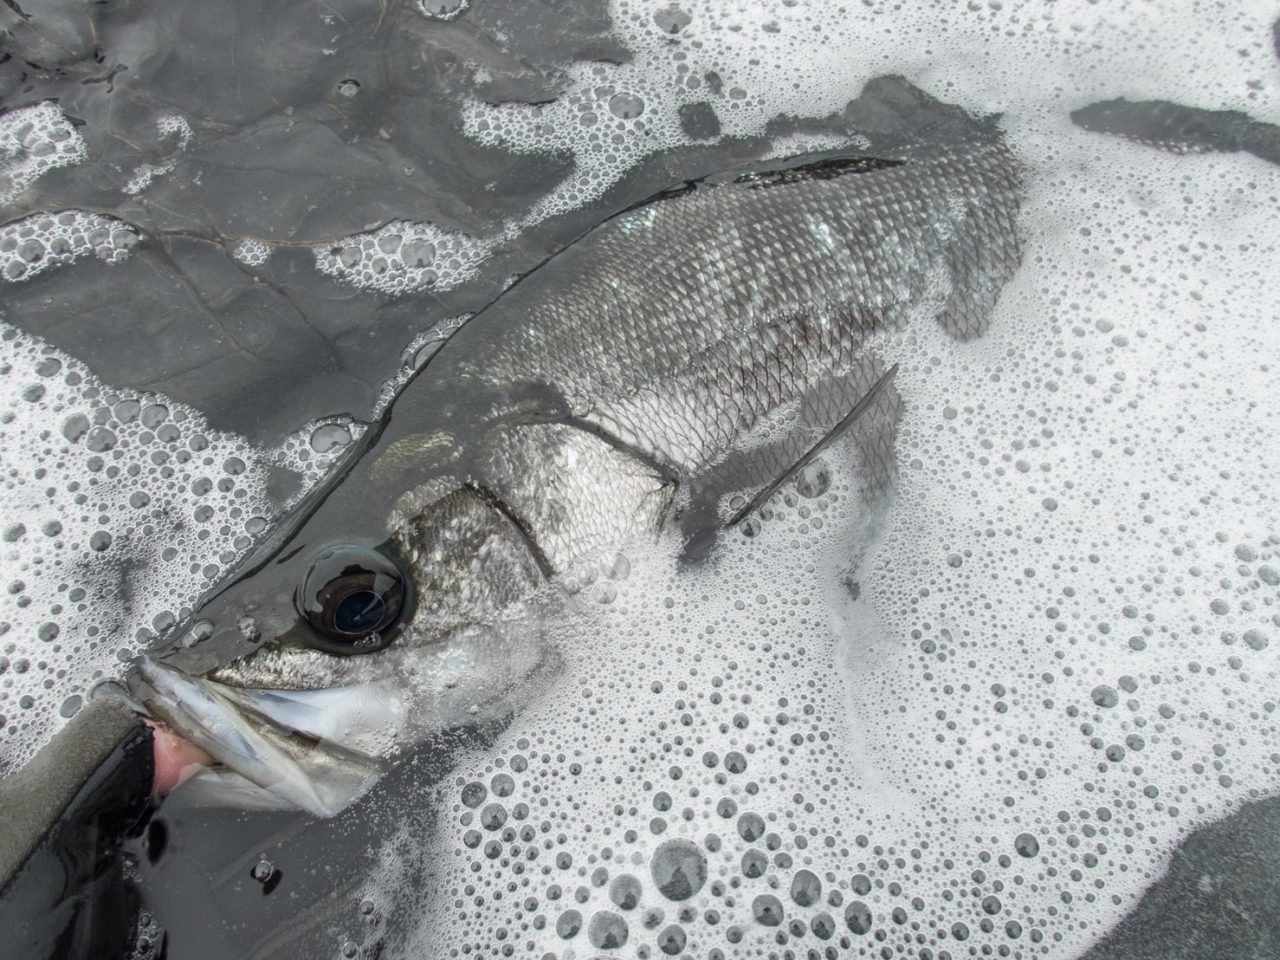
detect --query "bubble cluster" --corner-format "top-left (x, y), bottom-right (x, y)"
top-left (337, 2), bottom-right (1280, 958)
top-left (453, 0), bottom-right (914, 232)
top-left (372, 315), bottom-right (470, 416)
top-left (0, 324), bottom-right (318, 771)
top-left (416, 0), bottom-right (469, 20)
top-left (127, 909), bottom-right (165, 960)
top-left (122, 114), bottom-right (193, 195)
top-left (0, 211), bottom-right (140, 283)
top-left (328, 0), bottom-right (941, 297)
top-left (313, 220), bottom-right (496, 296)
top-left (365, 373), bottom-right (1278, 960)
top-left (0, 101), bottom-right (86, 205)
top-left (270, 415), bottom-right (369, 486)
top-left (3, 1), bottom-right (1277, 956)
top-left (230, 238), bottom-right (272, 267)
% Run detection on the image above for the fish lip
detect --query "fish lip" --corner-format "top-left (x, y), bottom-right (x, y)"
top-left (128, 658), bottom-right (385, 818)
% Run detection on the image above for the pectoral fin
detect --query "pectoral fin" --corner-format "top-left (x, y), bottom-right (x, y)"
top-left (677, 359), bottom-right (901, 561)
top-left (726, 362), bottom-right (899, 527)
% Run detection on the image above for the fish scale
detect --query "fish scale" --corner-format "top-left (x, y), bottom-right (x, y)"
top-left (409, 138), bottom-right (1021, 604)
top-left (128, 79), bottom-right (1025, 816)
top-left (449, 147), bottom-right (1019, 465)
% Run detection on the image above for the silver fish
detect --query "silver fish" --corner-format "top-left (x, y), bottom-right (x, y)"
top-left (127, 78), bottom-right (1023, 817)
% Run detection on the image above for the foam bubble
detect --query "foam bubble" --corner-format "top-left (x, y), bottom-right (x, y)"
top-left (230, 238), bottom-right (272, 267)
top-left (0, 211), bottom-right (140, 283)
top-left (0, 322), bottom-right (322, 772)
top-left (338, 2), bottom-right (1280, 958)
top-left (313, 220), bottom-right (496, 296)
top-left (270, 415), bottom-right (369, 486)
top-left (123, 114), bottom-right (192, 195)
top-left (372, 315), bottom-right (470, 416)
top-left (0, 102), bottom-right (87, 206)
top-left (416, 0), bottom-right (469, 21)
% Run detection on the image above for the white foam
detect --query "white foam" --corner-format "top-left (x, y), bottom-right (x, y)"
top-left (0, 211), bottom-right (140, 283)
top-left (0, 324), bottom-right (324, 774)
top-left (312, 220), bottom-right (497, 296)
top-left (325, 0), bottom-right (1280, 301)
top-left (0, 102), bottom-right (86, 206)
top-left (336, 2), bottom-right (1280, 958)
top-left (230, 238), bottom-right (272, 267)
top-left (416, 0), bottom-right (469, 20)
top-left (0, 1), bottom-right (1276, 955)
top-left (123, 114), bottom-right (193, 196)
top-left (271, 415), bottom-right (369, 486)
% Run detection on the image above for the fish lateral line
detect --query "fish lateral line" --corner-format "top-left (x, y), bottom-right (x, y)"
top-left (726, 362), bottom-right (900, 528)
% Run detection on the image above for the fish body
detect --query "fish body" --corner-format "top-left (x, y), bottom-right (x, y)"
top-left (128, 78), bottom-right (1023, 817)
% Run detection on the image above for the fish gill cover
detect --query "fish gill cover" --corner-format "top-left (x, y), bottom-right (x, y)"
top-left (0, 0), bottom-right (1278, 959)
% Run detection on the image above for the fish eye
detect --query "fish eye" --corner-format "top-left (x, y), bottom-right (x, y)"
top-left (297, 545), bottom-right (409, 654)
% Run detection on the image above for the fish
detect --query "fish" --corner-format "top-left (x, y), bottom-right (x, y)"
top-left (125, 77), bottom-right (1023, 817)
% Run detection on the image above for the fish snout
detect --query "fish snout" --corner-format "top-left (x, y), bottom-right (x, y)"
top-left (127, 658), bottom-right (388, 817)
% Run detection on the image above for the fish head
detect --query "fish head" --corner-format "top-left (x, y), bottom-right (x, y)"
top-left (128, 460), bottom-right (555, 817)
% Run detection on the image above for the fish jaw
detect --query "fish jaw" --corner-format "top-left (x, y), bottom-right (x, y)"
top-left (130, 659), bottom-right (395, 818)
top-left (129, 614), bottom-right (556, 816)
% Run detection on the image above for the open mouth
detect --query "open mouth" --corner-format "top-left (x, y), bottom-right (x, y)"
top-left (145, 718), bottom-right (213, 796)
top-left (129, 659), bottom-right (395, 817)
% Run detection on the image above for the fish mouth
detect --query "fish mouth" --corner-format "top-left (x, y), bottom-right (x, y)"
top-left (129, 658), bottom-right (403, 817)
